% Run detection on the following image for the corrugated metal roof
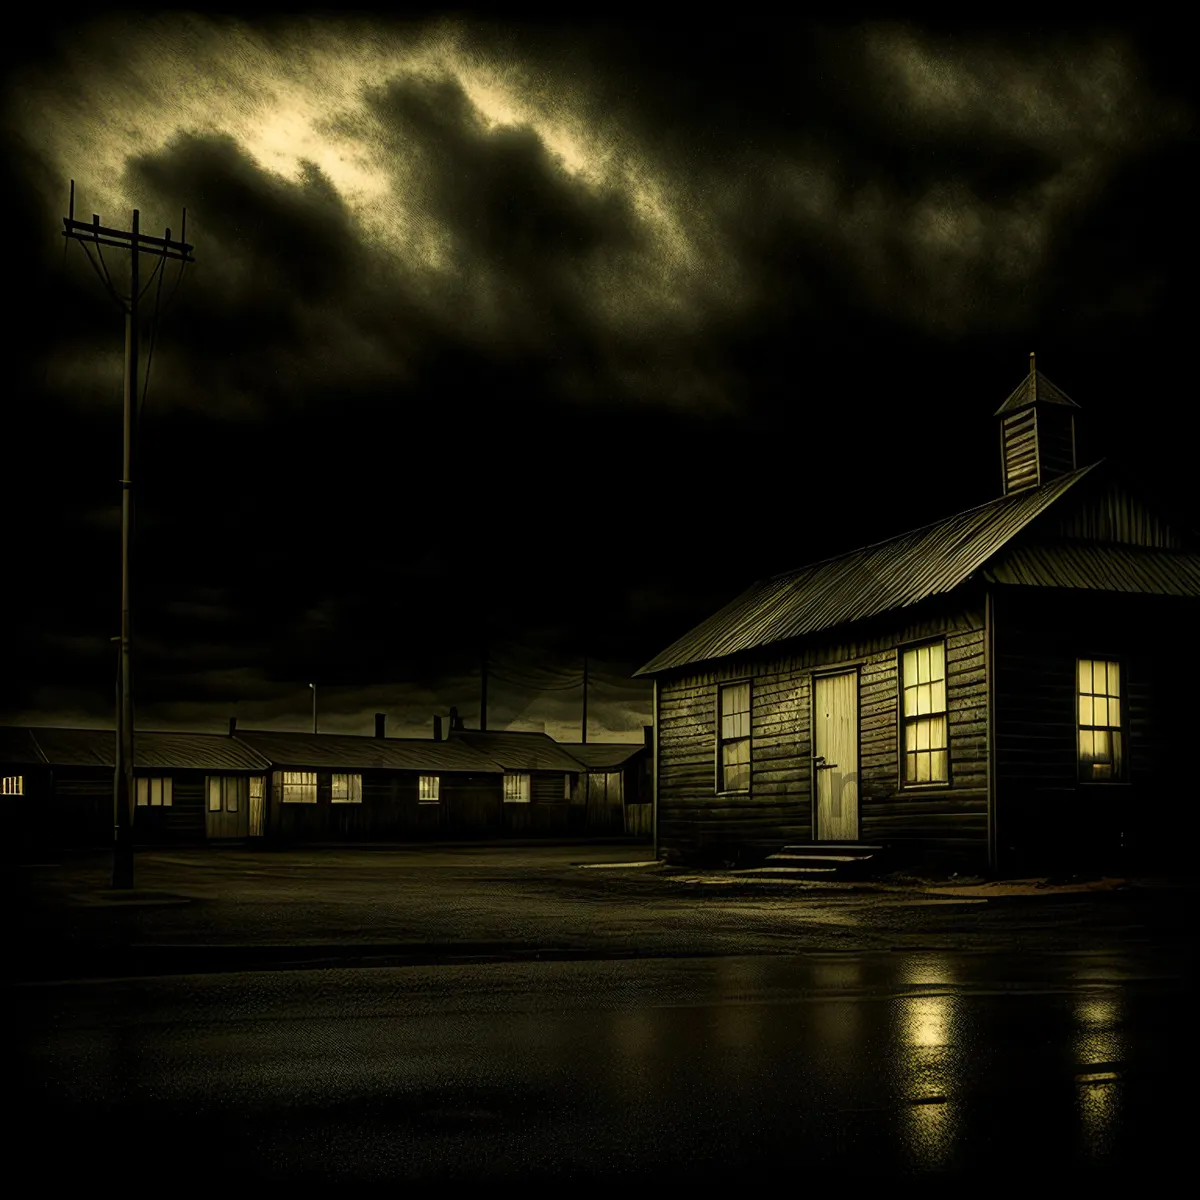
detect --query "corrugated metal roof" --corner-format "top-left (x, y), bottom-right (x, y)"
top-left (994, 367), bottom-right (1080, 415)
top-left (556, 742), bottom-right (648, 769)
top-left (447, 730), bottom-right (587, 772)
top-left (137, 733), bottom-right (272, 771)
top-left (635, 464), bottom-right (1099, 676)
top-left (981, 542), bottom-right (1200, 595)
top-left (21, 728), bottom-right (272, 770)
top-left (0, 726), bottom-right (46, 765)
top-left (26, 727), bottom-right (114, 767)
top-left (232, 731), bottom-right (503, 772)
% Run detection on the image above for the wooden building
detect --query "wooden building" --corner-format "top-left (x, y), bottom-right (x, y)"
top-left (231, 728), bottom-right (505, 842)
top-left (444, 729), bottom-right (587, 835)
top-left (636, 356), bottom-right (1200, 877)
top-left (0, 726), bottom-right (273, 851)
top-left (557, 729), bottom-right (653, 836)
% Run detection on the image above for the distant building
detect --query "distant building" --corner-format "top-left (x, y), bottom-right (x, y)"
top-left (636, 356), bottom-right (1200, 877)
top-left (557, 728), bottom-right (653, 836)
top-left (0, 713), bottom-right (654, 853)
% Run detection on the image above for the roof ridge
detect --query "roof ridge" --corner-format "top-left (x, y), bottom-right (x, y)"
top-left (756, 462), bottom-right (1101, 585)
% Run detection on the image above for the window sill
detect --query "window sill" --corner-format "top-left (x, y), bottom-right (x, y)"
top-left (1078, 779), bottom-right (1132, 787)
top-left (899, 782), bottom-right (952, 792)
top-left (715, 790), bottom-right (751, 798)
top-left (418, 800), bottom-right (441, 805)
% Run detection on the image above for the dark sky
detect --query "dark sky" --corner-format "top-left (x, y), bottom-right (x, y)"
top-left (1, 14), bottom-right (1195, 737)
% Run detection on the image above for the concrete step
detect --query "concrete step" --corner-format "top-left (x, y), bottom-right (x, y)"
top-left (780, 843), bottom-right (884, 854)
top-left (766, 853), bottom-right (864, 864)
top-left (733, 865), bottom-right (840, 878)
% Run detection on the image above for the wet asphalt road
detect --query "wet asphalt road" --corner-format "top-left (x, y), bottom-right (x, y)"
top-left (12, 946), bottom-right (1196, 1182)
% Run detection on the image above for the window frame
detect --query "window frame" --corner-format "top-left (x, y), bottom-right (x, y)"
top-left (280, 770), bottom-right (318, 804)
top-left (898, 638), bottom-right (951, 789)
top-left (331, 773), bottom-right (363, 804)
top-left (503, 772), bottom-right (532, 803)
top-left (418, 774), bottom-right (441, 804)
top-left (1077, 656), bottom-right (1128, 784)
top-left (2, 775), bottom-right (24, 796)
top-left (136, 776), bottom-right (174, 807)
top-left (206, 775), bottom-right (242, 813)
top-left (715, 678), bottom-right (753, 795)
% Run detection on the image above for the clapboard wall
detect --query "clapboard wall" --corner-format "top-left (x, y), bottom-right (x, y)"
top-left (654, 593), bottom-right (990, 865)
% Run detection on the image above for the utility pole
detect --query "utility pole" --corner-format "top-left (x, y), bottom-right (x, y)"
top-left (581, 653), bottom-right (589, 744)
top-left (310, 683), bottom-right (317, 734)
top-left (480, 639), bottom-right (488, 731)
top-left (62, 181), bottom-right (195, 890)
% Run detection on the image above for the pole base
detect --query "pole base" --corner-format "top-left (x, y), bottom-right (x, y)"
top-left (112, 843), bottom-right (135, 889)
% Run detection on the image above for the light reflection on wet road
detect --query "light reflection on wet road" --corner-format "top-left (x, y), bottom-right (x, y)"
top-left (12, 948), bottom-right (1195, 1181)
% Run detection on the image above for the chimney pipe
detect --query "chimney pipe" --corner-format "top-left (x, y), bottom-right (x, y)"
top-left (375, 713), bottom-right (386, 739)
top-left (433, 714), bottom-right (443, 742)
top-left (229, 717), bottom-right (237, 736)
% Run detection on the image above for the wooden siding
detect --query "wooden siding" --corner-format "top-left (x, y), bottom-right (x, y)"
top-left (270, 770), bottom-right (507, 841)
top-left (656, 595), bottom-right (989, 865)
top-left (1050, 480), bottom-right (1185, 548)
top-left (1036, 407), bottom-right (1076, 481)
top-left (1002, 409), bottom-right (1039, 493)
top-left (993, 585), bottom-right (1200, 874)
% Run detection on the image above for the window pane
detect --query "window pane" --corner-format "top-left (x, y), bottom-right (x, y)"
top-left (163, 778), bottom-right (173, 807)
top-left (916, 683), bottom-right (930, 716)
top-left (903, 649), bottom-right (917, 685)
top-left (721, 683), bottom-right (749, 717)
top-left (724, 762), bottom-right (750, 792)
top-left (931, 749), bottom-right (948, 782)
top-left (208, 777), bottom-right (222, 812)
top-left (928, 715), bottom-right (948, 752)
top-left (904, 685), bottom-right (917, 717)
top-left (930, 642), bottom-right (945, 681)
top-left (1106, 661), bottom-right (1120, 699)
top-left (136, 778), bottom-right (148, 806)
top-left (226, 778), bottom-right (238, 812)
top-left (1079, 659), bottom-right (1093, 693)
top-left (930, 680), bottom-right (946, 714)
top-left (916, 720), bottom-right (930, 751)
top-left (152, 778), bottom-right (163, 807)
top-left (916, 752), bottom-right (930, 782)
top-left (722, 712), bottom-right (748, 741)
top-left (724, 738), bottom-right (749, 769)
top-left (1079, 695), bottom-right (1093, 726)
top-left (905, 722), bottom-right (918, 752)
top-left (1093, 730), bottom-right (1111, 763)
top-left (250, 776), bottom-right (264, 800)
top-left (1112, 732), bottom-right (1124, 777)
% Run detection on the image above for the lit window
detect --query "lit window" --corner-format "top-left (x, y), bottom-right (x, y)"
top-left (901, 642), bottom-right (949, 785)
top-left (206, 776), bottom-right (242, 812)
top-left (503, 773), bottom-right (531, 803)
top-left (1079, 659), bottom-right (1124, 781)
top-left (281, 771), bottom-right (317, 804)
top-left (717, 681), bottom-right (751, 793)
top-left (563, 774), bottom-right (572, 800)
top-left (419, 774), bottom-right (440, 803)
top-left (331, 773), bottom-right (363, 803)
top-left (136, 776), bottom-right (174, 807)
top-left (2, 775), bottom-right (24, 795)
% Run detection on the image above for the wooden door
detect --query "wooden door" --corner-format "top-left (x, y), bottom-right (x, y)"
top-left (813, 671), bottom-right (859, 841)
